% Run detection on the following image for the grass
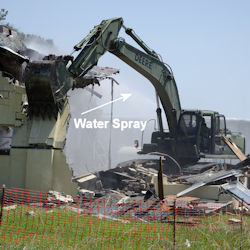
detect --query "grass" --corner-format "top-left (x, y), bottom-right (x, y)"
top-left (0, 205), bottom-right (249, 249)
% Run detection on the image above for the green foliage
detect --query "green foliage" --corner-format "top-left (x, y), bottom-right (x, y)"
top-left (0, 8), bottom-right (54, 48)
top-left (18, 31), bottom-right (55, 47)
top-left (0, 8), bottom-right (8, 23)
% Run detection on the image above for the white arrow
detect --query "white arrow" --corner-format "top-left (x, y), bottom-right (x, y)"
top-left (81, 93), bottom-right (132, 115)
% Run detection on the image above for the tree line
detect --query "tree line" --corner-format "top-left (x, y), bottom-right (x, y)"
top-left (0, 8), bottom-right (54, 47)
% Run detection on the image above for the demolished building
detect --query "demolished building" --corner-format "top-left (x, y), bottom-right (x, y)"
top-left (0, 25), bottom-right (119, 195)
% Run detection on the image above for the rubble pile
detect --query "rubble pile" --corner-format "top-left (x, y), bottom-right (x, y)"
top-left (73, 156), bottom-right (249, 214)
top-left (74, 158), bottom-right (247, 196)
top-left (74, 159), bottom-right (164, 197)
top-left (0, 25), bottom-right (27, 52)
top-left (34, 191), bottom-right (236, 223)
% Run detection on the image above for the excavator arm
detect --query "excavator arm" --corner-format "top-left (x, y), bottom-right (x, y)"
top-left (69, 17), bottom-right (181, 137)
top-left (69, 18), bottom-right (123, 77)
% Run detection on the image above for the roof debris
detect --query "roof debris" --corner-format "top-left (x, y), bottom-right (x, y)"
top-left (176, 170), bottom-right (243, 197)
top-left (221, 181), bottom-right (250, 209)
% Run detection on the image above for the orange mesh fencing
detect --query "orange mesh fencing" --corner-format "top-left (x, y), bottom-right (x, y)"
top-left (0, 186), bottom-right (249, 249)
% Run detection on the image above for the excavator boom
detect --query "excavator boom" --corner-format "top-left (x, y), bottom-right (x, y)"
top-left (110, 39), bottom-right (181, 135)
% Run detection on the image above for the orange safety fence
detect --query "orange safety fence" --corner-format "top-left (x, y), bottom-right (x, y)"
top-left (0, 186), bottom-right (249, 249)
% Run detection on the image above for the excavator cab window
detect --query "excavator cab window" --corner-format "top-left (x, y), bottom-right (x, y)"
top-left (215, 115), bottom-right (226, 135)
top-left (203, 115), bottom-right (212, 129)
top-left (200, 115), bottom-right (212, 153)
top-left (214, 115), bottom-right (227, 151)
top-left (178, 113), bottom-right (198, 136)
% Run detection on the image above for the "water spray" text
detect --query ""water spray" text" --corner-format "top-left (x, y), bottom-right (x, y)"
top-left (73, 118), bottom-right (147, 131)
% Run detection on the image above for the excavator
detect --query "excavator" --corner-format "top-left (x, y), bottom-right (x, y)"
top-left (68, 17), bottom-right (245, 167)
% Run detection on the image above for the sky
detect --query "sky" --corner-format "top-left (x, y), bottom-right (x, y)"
top-left (2, 0), bottom-right (250, 120)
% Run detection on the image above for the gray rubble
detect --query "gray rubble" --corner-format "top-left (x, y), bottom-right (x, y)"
top-left (73, 157), bottom-right (249, 206)
top-left (74, 159), bottom-right (162, 197)
top-left (0, 25), bottom-right (26, 52)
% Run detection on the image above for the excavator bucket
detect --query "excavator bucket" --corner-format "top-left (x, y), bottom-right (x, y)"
top-left (23, 58), bottom-right (73, 118)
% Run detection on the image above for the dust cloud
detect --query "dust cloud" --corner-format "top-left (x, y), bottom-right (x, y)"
top-left (23, 39), bottom-right (62, 56)
top-left (64, 83), bottom-right (157, 177)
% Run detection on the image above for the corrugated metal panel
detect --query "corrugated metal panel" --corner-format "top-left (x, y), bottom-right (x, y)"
top-left (221, 181), bottom-right (250, 208)
top-left (176, 170), bottom-right (242, 197)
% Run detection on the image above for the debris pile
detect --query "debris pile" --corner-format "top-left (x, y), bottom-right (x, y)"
top-left (36, 191), bottom-right (237, 223)
top-left (47, 190), bottom-right (74, 204)
top-left (74, 159), bottom-right (163, 197)
top-left (73, 153), bottom-right (250, 213)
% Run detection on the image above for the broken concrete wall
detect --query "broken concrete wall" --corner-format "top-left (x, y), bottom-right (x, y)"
top-left (0, 148), bottom-right (77, 196)
top-left (0, 74), bottom-right (77, 195)
top-left (0, 146), bottom-right (77, 196)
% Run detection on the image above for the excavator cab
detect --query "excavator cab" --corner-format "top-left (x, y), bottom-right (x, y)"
top-left (176, 110), bottom-right (245, 162)
top-left (140, 110), bottom-right (245, 166)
